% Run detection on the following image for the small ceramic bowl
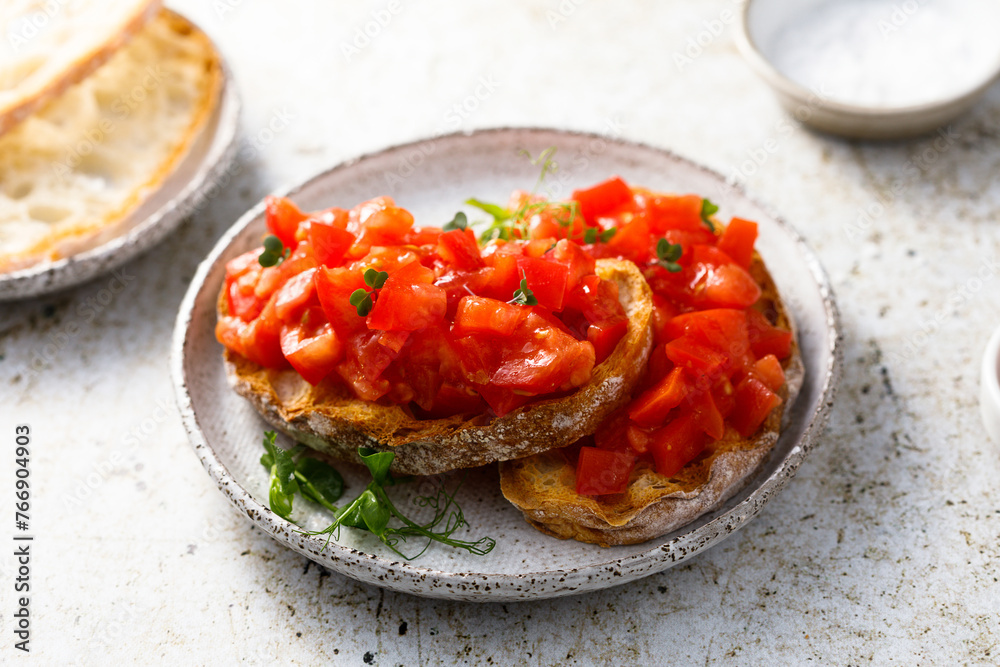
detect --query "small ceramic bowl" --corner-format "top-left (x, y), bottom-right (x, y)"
top-left (735, 0), bottom-right (1000, 140)
top-left (980, 325), bottom-right (1000, 445)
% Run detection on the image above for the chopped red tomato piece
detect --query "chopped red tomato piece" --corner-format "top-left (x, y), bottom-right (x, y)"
top-left (575, 447), bottom-right (635, 495)
top-left (232, 298), bottom-right (287, 369)
top-left (274, 268), bottom-right (318, 324)
top-left (664, 336), bottom-right (728, 378)
top-left (699, 263), bottom-right (762, 309)
top-left (729, 376), bottom-right (782, 438)
top-left (645, 194), bottom-right (705, 234)
top-left (648, 413), bottom-right (707, 477)
top-left (367, 261), bottom-right (447, 332)
top-left (453, 296), bottom-right (527, 337)
top-left (437, 229), bottom-right (485, 271)
top-left (746, 308), bottom-right (793, 360)
top-left (265, 196), bottom-right (308, 247)
top-left (686, 387), bottom-right (725, 440)
top-left (280, 316), bottom-right (343, 385)
top-left (517, 257), bottom-right (569, 311)
top-left (753, 354), bottom-right (786, 392)
top-left (572, 176), bottom-right (634, 224)
top-left (308, 223), bottom-right (355, 267)
top-left (550, 239), bottom-right (596, 293)
top-left (628, 366), bottom-right (689, 428)
top-left (718, 217), bottom-right (758, 269)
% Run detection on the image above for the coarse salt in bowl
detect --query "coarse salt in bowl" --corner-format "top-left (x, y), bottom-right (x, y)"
top-left (736, 0), bottom-right (1000, 139)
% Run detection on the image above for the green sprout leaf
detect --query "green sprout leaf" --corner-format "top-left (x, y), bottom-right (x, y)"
top-left (508, 272), bottom-right (539, 307)
top-left (656, 238), bottom-right (684, 273)
top-left (465, 198), bottom-right (511, 223)
top-left (583, 227), bottom-right (597, 244)
top-left (261, 432), bottom-right (302, 519)
top-left (519, 146), bottom-right (560, 193)
top-left (295, 457), bottom-right (344, 512)
top-left (258, 235), bottom-right (291, 267)
top-left (600, 228), bottom-right (617, 243)
top-left (443, 211), bottom-right (468, 231)
top-left (363, 268), bottom-right (389, 289)
top-left (700, 199), bottom-right (719, 232)
top-left (350, 269), bottom-right (389, 316)
top-left (298, 445), bottom-right (496, 560)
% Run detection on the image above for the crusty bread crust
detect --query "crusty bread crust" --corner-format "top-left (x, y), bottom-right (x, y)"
top-left (498, 255), bottom-right (804, 546)
top-left (223, 259), bottom-right (655, 476)
top-left (0, 9), bottom-right (223, 272)
top-left (0, 0), bottom-right (161, 136)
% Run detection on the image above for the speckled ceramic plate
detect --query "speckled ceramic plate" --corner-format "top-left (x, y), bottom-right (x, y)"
top-left (0, 14), bottom-right (240, 301)
top-left (171, 128), bottom-right (841, 602)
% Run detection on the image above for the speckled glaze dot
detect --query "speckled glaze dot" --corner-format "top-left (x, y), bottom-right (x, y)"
top-left (171, 128), bottom-right (842, 602)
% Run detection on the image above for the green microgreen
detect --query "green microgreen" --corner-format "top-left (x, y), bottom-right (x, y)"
top-left (468, 146), bottom-right (583, 244)
top-left (349, 268), bottom-right (390, 317)
top-left (518, 146), bottom-right (560, 193)
top-left (258, 235), bottom-right (290, 267)
top-left (260, 431), bottom-right (343, 519)
top-left (443, 211), bottom-right (468, 231)
top-left (508, 271), bottom-right (538, 307)
top-left (700, 198), bottom-right (719, 233)
top-left (259, 433), bottom-right (494, 560)
top-left (656, 238), bottom-right (684, 273)
top-left (583, 226), bottom-right (617, 244)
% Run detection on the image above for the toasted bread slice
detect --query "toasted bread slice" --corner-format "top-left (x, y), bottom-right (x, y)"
top-left (0, 0), bottom-right (160, 135)
top-left (499, 255), bottom-right (804, 546)
top-left (223, 258), bottom-right (655, 476)
top-left (0, 9), bottom-right (222, 272)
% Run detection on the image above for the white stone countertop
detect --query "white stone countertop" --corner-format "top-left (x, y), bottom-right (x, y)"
top-left (2, 0), bottom-right (999, 664)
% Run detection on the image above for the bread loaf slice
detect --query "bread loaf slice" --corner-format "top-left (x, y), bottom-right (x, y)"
top-left (0, 8), bottom-right (222, 272)
top-left (0, 0), bottom-right (161, 135)
top-left (499, 256), bottom-right (804, 546)
top-left (223, 258), bottom-right (655, 476)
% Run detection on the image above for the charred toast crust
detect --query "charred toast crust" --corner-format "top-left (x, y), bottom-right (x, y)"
top-left (498, 254), bottom-right (804, 546)
top-left (222, 258), bottom-right (655, 476)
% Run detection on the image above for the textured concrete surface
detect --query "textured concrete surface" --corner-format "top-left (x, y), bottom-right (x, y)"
top-left (1, 0), bottom-right (998, 664)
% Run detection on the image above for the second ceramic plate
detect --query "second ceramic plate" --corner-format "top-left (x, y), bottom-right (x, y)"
top-left (172, 128), bottom-right (841, 602)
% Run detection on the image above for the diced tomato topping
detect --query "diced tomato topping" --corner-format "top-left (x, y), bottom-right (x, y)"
top-left (550, 239), bottom-right (596, 293)
top-left (355, 205), bottom-right (414, 247)
top-left (265, 196), bottom-right (308, 247)
top-left (274, 268), bottom-right (318, 324)
top-left (628, 366), bottom-right (689, 428)
top-left (575, 447), bottom-right (635, 495)
top-left (753, 354), bottom-right (786, 392)
top-left (308, 223), bottom-right (355, 267)
top-left (453, 296), bottom-right (527, 337)
top-left (746, 308), bottom-right (793, 360)
top-left (664, 336), bottom-right (728, 378)
top-left (437, 229), bottom-right (485, 271)
top-left (718, 217), bottom-right (758, 270)
top-left (488, 311), bottom-right (596, 395)
top-left (219, 181), bottom-right (786, 480)
top-left (236, 298), bottom-right (287, 369)
top-left (686, 387), bottom-right (725, 440)
top-left (572, 177), bottom-right (634, 224)
top-left (648, 413), bottom-right (707, 477)
top-left (517, 257), bottom-right (569, 311)
top-left (645, 194), bottom-right (705, 234)
top-left (280, 316), bottom-right (343, 385)
top-left (315, 266), bottom-right (367, 336)
top-left (699, 263), bottom-right (762, 309)
top-left (729, 376), bottom-right (782, 438)
top-left (367, 261), bottom-right (447, 332)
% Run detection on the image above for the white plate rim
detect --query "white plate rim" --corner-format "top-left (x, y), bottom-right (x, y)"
top-left (171, 127), bottom-right (843, 601)
top-left (0, 11), bottom-right (241, 301)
